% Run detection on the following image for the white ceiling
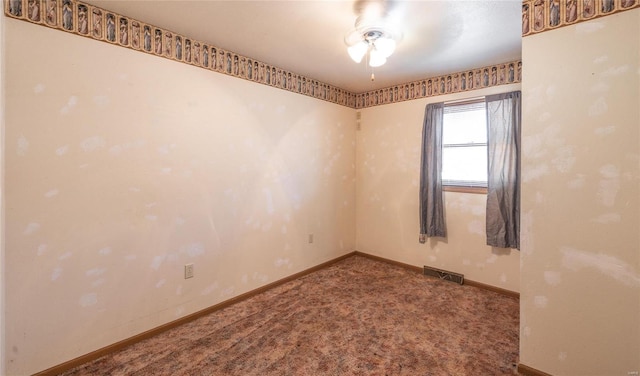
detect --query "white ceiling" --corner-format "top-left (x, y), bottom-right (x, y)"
top-left (88, 0), bottom-right (522, 93)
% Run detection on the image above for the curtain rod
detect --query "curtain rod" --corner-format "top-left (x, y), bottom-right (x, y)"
top-left (444, 96), bottom-right (485, 106)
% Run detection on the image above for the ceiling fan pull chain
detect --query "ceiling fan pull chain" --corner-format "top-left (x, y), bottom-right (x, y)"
top-left (367, 53), bottom-right (375, 81)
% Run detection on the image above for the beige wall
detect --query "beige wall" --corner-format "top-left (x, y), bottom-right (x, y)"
top-left (1, 7), bottom-right (6, 376)
top-left (355, 84), bottom-right (521, 293)
top-left (521, 9), bottom-right (640, 375)
top-left (4, 19), bottom-right (356, 375)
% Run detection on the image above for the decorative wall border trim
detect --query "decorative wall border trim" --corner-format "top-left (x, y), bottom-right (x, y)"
top-left (4, 0), bottom-right (357, 108)
top-left (522, 0), bottom-right (639, 37)
top-left (354, 60), bottom-right (522, 109)
top-left (4, 0), bottom-right (523, 110)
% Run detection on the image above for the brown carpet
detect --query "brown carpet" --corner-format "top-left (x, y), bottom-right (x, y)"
top-left (60, 255), bottom-right (520, 375)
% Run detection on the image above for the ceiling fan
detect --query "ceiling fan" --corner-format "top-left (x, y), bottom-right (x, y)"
top-left (344, 0), bottom-right (403, 80)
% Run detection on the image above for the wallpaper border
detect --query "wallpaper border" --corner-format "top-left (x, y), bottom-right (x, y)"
top-left (522, 0), bottom-right (639, 37)
top-left (354, 61), bottom-right (522, 109)
top-left (5, 0), bottom-right (521, 109)
top-left (4, 0), bottom-right (357, 107)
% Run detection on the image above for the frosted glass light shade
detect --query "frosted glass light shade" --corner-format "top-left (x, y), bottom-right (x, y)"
top-left (369, 49), bottom-right (387, 67)
top-left (373, 37), bottom-right (396, 58)
top-left (348, 41), bottom-right (369, 63)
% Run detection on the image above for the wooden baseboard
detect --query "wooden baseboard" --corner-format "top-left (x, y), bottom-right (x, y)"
top-left (354, 251), bottom-right (519, 299)
top-left (464, 279), bottom-right (520, 299)
top-left (518, 363), bottom-right (553, 376)
top-left (34, 251), bottom-right (357, 376)
top-left (353, 251), bottom-right (423, 273)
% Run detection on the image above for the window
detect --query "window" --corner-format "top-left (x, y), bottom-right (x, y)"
top-left (442, 98), bottom-right (487, 190)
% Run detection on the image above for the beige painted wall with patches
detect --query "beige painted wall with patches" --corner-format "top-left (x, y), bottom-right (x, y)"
top-left (4, 18), bottom-right (356, 375)
top-left (1, 7), bottom-right (7, 376)
top-left (521, 9), bottom-right (640, 375)
top-left (355, 84), bottom-right (522, 293)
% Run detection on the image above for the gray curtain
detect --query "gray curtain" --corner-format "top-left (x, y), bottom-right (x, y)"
top-left (419, 102), bottom-right (446, 238)
top-left (485, 91), bottom-right (521, 249)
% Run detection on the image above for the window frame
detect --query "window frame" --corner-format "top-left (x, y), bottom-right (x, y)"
top-left (441, 97), bottom-right (488, 194)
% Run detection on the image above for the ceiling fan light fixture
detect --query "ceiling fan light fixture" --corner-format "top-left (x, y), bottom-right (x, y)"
top-left (348, 41), bottom-right (369, 63)
top-left (344, 16), bottom-right (402, 73)
top-left (373, 37), bottom-right (396, 58)
top-left (368, 49), bottom-right (387, 67)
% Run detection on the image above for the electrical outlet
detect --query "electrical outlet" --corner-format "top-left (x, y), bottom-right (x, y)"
top-left (308, 234), bottom-right (314, 244)
top-left (184, 263), bottom-right (194, 279)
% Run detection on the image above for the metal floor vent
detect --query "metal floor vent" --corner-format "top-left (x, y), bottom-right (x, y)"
top-left (423, 265), bottom-right (464, 285)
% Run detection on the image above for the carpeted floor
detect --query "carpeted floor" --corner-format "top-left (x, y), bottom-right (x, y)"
top-left (60, 255), bottom-right (520, 375)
